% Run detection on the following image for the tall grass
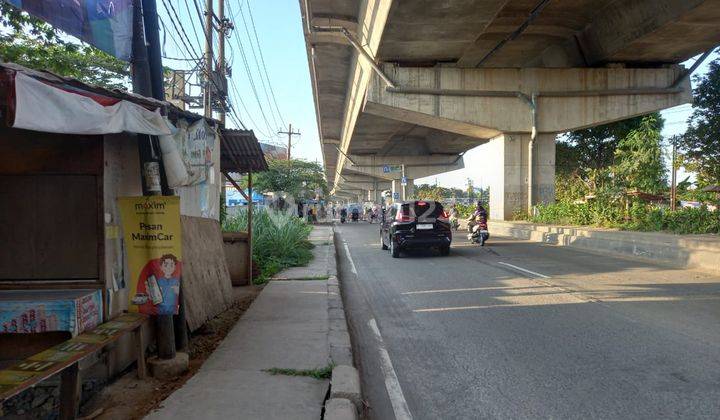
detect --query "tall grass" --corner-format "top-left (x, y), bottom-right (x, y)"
top-left (223, 209), bottom-right (313, 283)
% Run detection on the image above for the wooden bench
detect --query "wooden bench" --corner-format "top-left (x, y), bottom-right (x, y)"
top-left (0, 312), bottom-right (148, 419)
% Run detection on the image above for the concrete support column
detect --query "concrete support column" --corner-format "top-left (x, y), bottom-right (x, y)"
top-left (391, 180), bottom-right (400, 202)
top-left (403, 178), bottom-right (414, 200)
top-left (488, 133), bottom-right (555, 220)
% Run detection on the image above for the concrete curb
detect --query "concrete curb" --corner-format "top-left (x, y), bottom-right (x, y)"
top-left (326, 227), bottom-right (354, 368)
top-left (324, 225), bottom-right (363, 420)
top-left (479, 220), bottom-right (720, 275)
top-left (330, 365), bottom-right (361, 409)
top-left (324, 398), bottom-right (358, 420)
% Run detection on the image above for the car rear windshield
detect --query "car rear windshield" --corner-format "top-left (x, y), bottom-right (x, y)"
top-left (399, 201), bottom-right (444, 218)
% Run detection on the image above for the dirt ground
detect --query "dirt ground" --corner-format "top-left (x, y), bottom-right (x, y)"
top-left (78, 286), bottom-right (260, 420)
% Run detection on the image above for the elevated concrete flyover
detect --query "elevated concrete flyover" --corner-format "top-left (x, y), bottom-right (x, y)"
top-left (301, 0), bottom-right (720, 218)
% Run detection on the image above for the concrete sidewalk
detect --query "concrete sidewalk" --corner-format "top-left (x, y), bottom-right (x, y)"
top-left (146, 226), bottom-right (349, 420)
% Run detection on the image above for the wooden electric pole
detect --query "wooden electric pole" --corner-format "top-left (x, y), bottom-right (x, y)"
top-left (217, 0), bottom-right (226, 125)
top-left (203, 0), bottom-right (214, 118)
top-left (671, 137), bottom-right (678, 211)
top-left (278, 124), bottom-right (300, 160)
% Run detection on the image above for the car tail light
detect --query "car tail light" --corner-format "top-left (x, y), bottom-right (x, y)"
top-left (437, 210), bottom-right (450, 222)
top-left (395, 211), bottom-right (413, 222)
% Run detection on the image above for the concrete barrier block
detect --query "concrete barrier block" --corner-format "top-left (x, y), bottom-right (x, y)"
top-left (325, 398), bottom-right (357, 420)
top-left (330, 366), bottom-right (361, 408)
top-left (148, 352), bottom-right (189, 380)
top-left (329, 330), bottom-right (352, 348)
top-left (330, 344), bottom-right (354, 367)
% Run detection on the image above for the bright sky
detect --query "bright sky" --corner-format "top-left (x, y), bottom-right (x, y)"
top-left (157, 1), bottom-right (716, 189)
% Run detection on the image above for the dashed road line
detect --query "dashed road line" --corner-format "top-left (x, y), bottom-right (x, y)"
top-left (343, 241), bottom-right (358, 275)
top-left (497, 261), bottom-right (550, 278)
top-left (367, 318), bottom-right (413, 420)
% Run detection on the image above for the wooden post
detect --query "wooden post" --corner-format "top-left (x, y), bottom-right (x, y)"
top-left (247, 171), bottom-right (253, 283)
top-left (59, 362), bottom-right (80, 420)
top-left (135, 324), bottom-right (147, 379)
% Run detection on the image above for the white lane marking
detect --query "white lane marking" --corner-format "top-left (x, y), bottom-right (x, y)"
top-left (343, 241), bottom-right (358, 275)
top-left (367, 318), bottom-right (413, 420)
top-left (414, 303), bottom-right (534, 313)
top-left (402, 285), bottom-right (551, 295)
top-left (498, 262), bottom-right (550, 278)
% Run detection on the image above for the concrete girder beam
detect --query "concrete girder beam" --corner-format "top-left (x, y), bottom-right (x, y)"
top-left (329, 0), bottom-right (394, 192)
top-left (338, 181), bottom-right (391, 192)
top-left (368, 65), bottom-right (692, 135)
top-left (577, 0), bottom-right (718, 64)
top-left (345, 154), bottom-right (465, 180)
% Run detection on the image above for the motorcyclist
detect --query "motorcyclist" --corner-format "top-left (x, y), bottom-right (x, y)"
top-left (449, 204), bottom-right (460, 230)
top-left (467, 201), bottom-right (488, 233)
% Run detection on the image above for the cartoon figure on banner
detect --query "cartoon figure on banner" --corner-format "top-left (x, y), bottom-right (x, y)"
top-left (131, 254), bottom-right (182, 315)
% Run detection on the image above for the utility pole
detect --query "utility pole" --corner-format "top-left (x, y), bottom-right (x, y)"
top-left (217, 0), bottom-right (226, 125)
top-left (203, 0), bottom-right (214, 118)
top-left (133, 0), bottom-right (184, 362)
top-left (671, 138), bottom-right (678, 211)
top-left (278, 124), bottom-right (301, 160)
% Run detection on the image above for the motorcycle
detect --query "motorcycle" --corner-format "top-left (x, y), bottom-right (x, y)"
top-left (467, 222), bottom-right (490, 246)
top-left (351, 210), bottom-right (359, 222)
top-left (340, 210), bottom-right (347, 224)
top-left (449, 216), bottom-right (460, 231)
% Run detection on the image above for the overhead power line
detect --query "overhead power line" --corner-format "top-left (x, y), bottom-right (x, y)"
top-left (226, 0), bottom-right (277, 137)
top-left (245, 0), bottom-right (286, 127)
top-left (237, 1), bottom-right (281, 130)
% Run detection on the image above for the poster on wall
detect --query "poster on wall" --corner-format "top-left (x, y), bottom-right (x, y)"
top-left (0, 289), bottom-right (102, 336)
top-left (1, 0), bottom-right (133, 60)
top-left (118, 196), bottom-right (183, 315)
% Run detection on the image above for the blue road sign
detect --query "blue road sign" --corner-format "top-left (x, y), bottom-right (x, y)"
top-left (393, 192), bottom-right (400, 199)
top-left (401, 176), bottom-right (408, 186)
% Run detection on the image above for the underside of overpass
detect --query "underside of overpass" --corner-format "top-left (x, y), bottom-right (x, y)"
top-left (301, 0), bottom-right (720, 218)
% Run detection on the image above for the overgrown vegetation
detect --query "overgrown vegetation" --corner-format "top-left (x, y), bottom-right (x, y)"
top-left (249, 159), bottom-right (328, 201)
top-left (264, 365), bottom-right (334, 380)
top-left (223, 209), bottom-right (313, 283)
top-left (523, 108), bottom-right (720, 235)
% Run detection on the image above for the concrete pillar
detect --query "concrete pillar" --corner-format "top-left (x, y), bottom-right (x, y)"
top-left (392, 180), bottom-right (405, 202)
top-left (403, 178), bottom-right (414, 200)
top-left (488, 133), bottom-right (555, 220)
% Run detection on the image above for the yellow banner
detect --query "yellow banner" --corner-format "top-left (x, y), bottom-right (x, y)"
top-left (118, 196), bottom-right (182, 315)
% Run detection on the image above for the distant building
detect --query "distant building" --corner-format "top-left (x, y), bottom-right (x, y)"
top-left (260, 143), bottom-right (288, 160)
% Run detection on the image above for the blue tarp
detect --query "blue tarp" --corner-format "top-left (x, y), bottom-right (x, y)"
top-left (2, 0), bottom-right (133, 60)
top-left (226, 188), bottom-right (263, 206)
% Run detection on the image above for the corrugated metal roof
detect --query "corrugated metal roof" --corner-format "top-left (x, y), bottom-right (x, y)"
top-left (221, 129), bottom-right (269, 173)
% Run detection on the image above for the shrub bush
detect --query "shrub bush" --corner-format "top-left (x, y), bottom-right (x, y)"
top-left (223, 209), bottom-right (313, 283)
top-left (530, 200), bottom-right (719, 235)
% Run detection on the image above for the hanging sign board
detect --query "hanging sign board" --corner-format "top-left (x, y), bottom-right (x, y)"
top-left (119, 196), bottom-right (183, 315)
top-left (2, 0), bottom-right (133, 60)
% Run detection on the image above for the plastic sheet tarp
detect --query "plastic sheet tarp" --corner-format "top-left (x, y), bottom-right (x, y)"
top-left (13, 72), bottom-right (171, 136)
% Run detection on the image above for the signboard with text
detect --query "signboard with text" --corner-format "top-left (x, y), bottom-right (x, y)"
top-left (119, 196), bottom-right (183, 315)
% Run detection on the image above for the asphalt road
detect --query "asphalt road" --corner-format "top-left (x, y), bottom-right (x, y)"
top-left (335, 222), bottom-right (720, 419)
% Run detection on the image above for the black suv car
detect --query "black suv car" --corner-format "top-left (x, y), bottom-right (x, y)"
top-left (380, 200), bottom-right (452, 257)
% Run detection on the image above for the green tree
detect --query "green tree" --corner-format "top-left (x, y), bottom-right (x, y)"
top-left (678, 58), bottom-right (720, 185)
top-left (557, 114), bottom-right (663, 175)
top-left (252, 159), bottom-right (328, 200)
top-left (0, 3), bottom-right (129, 89)
top-left (415, 184), bottom-right (444, 201)
top-left (613, 114), bottom-right (667, 193)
